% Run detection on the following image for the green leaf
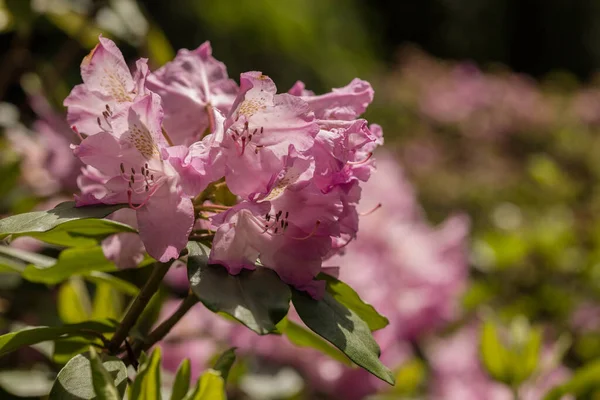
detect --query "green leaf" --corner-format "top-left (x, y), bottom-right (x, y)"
top-left (511, 325), bottom-right (542, 384)
top-left (49, 351), bottom-right (127, 400)
top-left (0, 320), bottom-right (117, 357)
top-left (0, 201), bottom-right (128, 240)
top-left (0, 369), bottom-right (54, 397)
top-left (0, 244), bottom-right (55, 268)
top-left (170, 359), bottom-right (191, 400)
top-left (291, 289), bottom-right (395, 385)
top-left (53, 336), bottom-right (99, 365)
top-left (183, 370), bottom-right (225, 400)
top-left (0, 253), bottom-right (27, 273)
top-left (146, 22), bottom-right (175, 66)
top-left (187, 241), bottom-right (290, 335)
top-left (130, 347), bottom-right (162, 400)
top-left (84, 271), bottom-right (140, 296)
top-left (277, 318), bottom-right (351, 365)
top-left (213, 348), bottom-right (236, 382)
top-left (480, 321), bottom-right (510, 384)
top-left (58, 278), bottom-right (92, 323)
top-left (23, 246), bottom-right (117, 284)
top-left (88, 347), bottom-right (122, 400)
top-left (45, 12), bottom-right (107, 49)
top-left (543, 359), bottom-right (600, 400)
top-left (92, 283), bottom-right (123, 321)
top-left (317, 273), bottom-right (389, 331)
top-left (20, 219), bottom-right (136, 247)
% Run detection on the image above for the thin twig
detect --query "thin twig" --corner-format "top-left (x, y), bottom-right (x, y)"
top-left (107, 260), bottom-right (174, 354)
top-left (132, 294), bottom-right (199, 357)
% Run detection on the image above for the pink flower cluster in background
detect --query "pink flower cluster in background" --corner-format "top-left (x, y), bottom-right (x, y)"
top-left (64, 36), bottom-right (382, 297)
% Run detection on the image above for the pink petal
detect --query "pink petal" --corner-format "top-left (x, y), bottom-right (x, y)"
top-left (136, 183), bottom-right (194, 262)
top-left (81, 35), bottom-right (134, 100)
top-left (147, 41), bottom-right (238, 146)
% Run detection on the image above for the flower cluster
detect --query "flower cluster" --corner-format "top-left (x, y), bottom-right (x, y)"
top-left (66, 36), bottom-right (382, 296)
top-left (157, 151), bottom-right (472, 399)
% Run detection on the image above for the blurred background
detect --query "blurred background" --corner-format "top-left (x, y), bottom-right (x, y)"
top-left (1, 0), bottom-right (600, 399)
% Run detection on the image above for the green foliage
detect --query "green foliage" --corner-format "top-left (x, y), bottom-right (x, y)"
top-left (183, 370), bottom-right (226, 400)
top-left (0, 369), bottom-right (54, 398)
top-left (0, 202), bottom-right (130, 241)
top-left (22, 246), bottom-right (117, 284)
top-left (49, 351), bottom-right (127, 399)
top-left (317, 272), bottom-right (389, 331)
top-left (130, 348), bottom-right (162, 400)
top-left (291, 289), bottom-right (395, 385)
top-left (83, 271), bottom-right (140, 297)
top-left (480, 318), bottom-right (542, 387)
top-left (543, 359), bottom-right (600, 400)
top-left (276, 317), bottom-right (351, 365)
top-left (88, 347), bottom-right (122, 400)
top-left (0, 320), bottom-right (117, 357)
top-left (213, 348), bottom-right (237, 382)
top-left (187, 241), bottom-right (290, 335)
top-left (170, 359), bottom-right (191, 400)
top-left (58, 278), bottom-right (92, 323)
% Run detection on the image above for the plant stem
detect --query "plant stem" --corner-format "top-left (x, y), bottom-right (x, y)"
top-left (132, 293), bottom-right (199, 356)
top-left (512, 386), bottom-right (520, 400)
top-left (107, 260), bottom-right (173, 354)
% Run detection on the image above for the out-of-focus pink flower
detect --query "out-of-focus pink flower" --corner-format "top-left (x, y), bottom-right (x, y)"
top-left (73, 94), bottom-right (193, 262)
top-left (328, 151), bottom-right (470, 341)
top-left (146, 42), bottom-right (238, 146)
top-left (417, 62), bottom-right (551, 139)
top-left (571, 89), bottom-right (600, 126)
top-left (570, 302), bottom-right (600, 332)
top-left (64, 35), bottom-right (150, 136)
top-left (157, 300), bottom-right (234, 380)
top-left (426, 324), bottom-right (572, 400)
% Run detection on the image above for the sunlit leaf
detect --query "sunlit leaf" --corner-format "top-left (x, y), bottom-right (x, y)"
top-left (83, 271), bottom-right (140, 296)
top-left (0, 201), bottom-right (128, 240)
top-left (130, 347), bottom-right (162, 400)
top-left (317, 273), bottom-right (389, 331)
top-left (170, 359), bottom-right (191, 400)
top-left (49, 351), bottom-right (127, 399)
top-left (19, 218), bottom-right (136, 247)
top-left (292, 289), bottom-right (395, 385)
top-left (187, 241), bottom-right (290, 335)
top-left (184, 370), bottom-right (225, 400)
top-left (0, 244), bottom-right (55, 268)
top-left (22, 246), bottom-right (117, 284)
top-left (58, 278), bottom-right (92, 323)
top-left (277, 317), bottom-right (351, 365)
top-left (480, 321), bottom-right (510, 384)
top-left (0, 320), bottom-right (117, 357)
top-left (88, 347), bottom-right (121, 400)
top-left (92, 282), bottom-right (123, 321)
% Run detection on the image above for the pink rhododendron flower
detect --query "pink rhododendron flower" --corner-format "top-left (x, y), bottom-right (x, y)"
top-left (64, 35), bottom-right (150, 137)
top-left (72, 94), bottom-right (193, 262)
top-left (101, 208), bottom-right (145, 269)
top-left (146, 42), bottom-right (238, 146)
top-left (219, 71), bottom-right (318, 199)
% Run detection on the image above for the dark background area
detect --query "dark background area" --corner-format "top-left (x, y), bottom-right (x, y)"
top-left (142, 0), bottom-right (600, 81)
